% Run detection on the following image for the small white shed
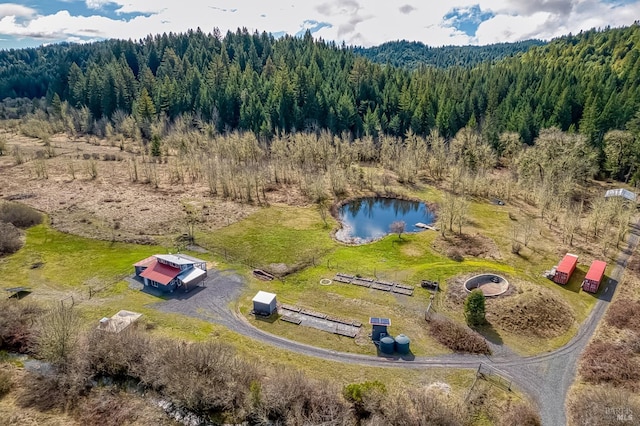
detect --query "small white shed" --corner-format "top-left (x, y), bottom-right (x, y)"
top-left (252, 291), bottom-right (277, 316)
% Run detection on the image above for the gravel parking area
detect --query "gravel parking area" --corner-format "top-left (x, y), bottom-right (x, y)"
top-left (149, 269), bottom-right (246, 329)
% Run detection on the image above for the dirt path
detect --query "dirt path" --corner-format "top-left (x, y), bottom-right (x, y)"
top-left (153, 220), bottom-right (640, 426)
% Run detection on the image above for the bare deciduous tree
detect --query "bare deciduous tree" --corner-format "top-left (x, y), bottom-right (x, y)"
top-left (390, 220), bottom-right (406, 240)
top-left (36, 303), bottom-right (81, 368)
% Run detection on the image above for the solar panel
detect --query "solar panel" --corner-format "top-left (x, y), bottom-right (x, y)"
top-left (369, 317), bottom-right (391, 326)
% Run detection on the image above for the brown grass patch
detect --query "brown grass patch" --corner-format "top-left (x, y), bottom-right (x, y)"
top-left (579, 341), bottom-right (640, 390)
top-left (76, 388), bottom-right (175, 426)
top-left (486, 284), bottom-right (574, 338)
top-left (0, 133), bottom-right (262, 243)
top-left (606, 299), bottom-right (640, 332)
top-left (432, 232), bottom-right (502, 260)
top-left (428, 316), bottom-right (491, 354)
top-left (568, 385), bottom-right (640, 426)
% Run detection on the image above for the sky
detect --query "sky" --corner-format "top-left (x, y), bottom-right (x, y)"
top-left (0, 0), bottom-right (639, 49)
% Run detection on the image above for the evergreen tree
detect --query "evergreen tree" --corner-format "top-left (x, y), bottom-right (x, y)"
top-left (464, 289), bottom-right (486, 326)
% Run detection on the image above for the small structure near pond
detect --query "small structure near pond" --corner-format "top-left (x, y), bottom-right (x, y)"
top-left (98, 310), bottom-right (142, 333)
top-left (252, 291), bottom-right (277, 316)
top-left (370, 317), bottom-right (391, 341)
top-left (464, 274), bottom-right (509, 297)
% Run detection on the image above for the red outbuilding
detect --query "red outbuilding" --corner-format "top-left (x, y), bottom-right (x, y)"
top-left (554, 253), bottom-right (578, 285)
top-left (582, 260), bottom-right (607, 293)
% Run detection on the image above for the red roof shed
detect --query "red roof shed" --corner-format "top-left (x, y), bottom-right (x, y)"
top-left (583, 260), bottom-right (607, 293)
top-left (554, 253), bottom-right (578, 285)
top-left (139, 259), bottom-right (181, 285)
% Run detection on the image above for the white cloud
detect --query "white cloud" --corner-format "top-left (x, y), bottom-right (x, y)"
top-left (0, 0), bottom-right (639, 47)
top-left (85, 0), bottom-right (114, 10)
top-left (0, 3), bottom-right (36, 18)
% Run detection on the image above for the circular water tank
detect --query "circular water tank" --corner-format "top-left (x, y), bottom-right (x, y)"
top-left (379, 336), bottom-right (395, 354)
top-left (395, 334), bottom-right (411, 355)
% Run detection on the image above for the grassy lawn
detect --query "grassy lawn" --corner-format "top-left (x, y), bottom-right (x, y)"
top-left (1, 187), bottom-right (603, 361)
top-left (195, 204), bottom-right (339, 268)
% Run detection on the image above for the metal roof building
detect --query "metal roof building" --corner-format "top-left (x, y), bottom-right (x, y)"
top-left (605, 188), bottom-right (637, 202)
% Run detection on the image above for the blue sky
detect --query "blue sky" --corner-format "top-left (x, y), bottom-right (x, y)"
top-left (1, 0), bottom-right (639, 49)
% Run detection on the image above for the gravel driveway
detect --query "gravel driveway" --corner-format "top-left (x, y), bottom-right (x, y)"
top-left (145, 220), bottom-right (640, 426)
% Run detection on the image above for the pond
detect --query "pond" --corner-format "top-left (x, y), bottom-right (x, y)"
top-left (335, 197), bottom-right (435, 244)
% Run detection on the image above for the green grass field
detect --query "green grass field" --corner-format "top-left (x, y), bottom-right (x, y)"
top-left (1, 188), bottom-right (601, 359)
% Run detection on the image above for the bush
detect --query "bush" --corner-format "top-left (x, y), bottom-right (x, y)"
top-left (0, 222), bottom-right (23, 254)
top-left (85, 328), bottom-right (150, 381)
top-left (369, 387), bottom-right (468, 426)
top-left (256, 369), bottom-right (351, 425)
top-left (17, 367), bottom-right (91, 412)
top-left (568, 385), bottom-right (640, 426)
top-left (343, 381), bottom-right (386, 419)
top-left (0, 369), bottom-right (12, 398)
top-left (142, 340), bottom-right (259, 415)
top-left (497, 402), bottom-right (541, 426)
top-left (606, 300), bottom-right (640, 332)
top-left (0, 299), bottom-right (42, 353)
top-left (0, 202), bottom-right (43, 228)
top-left (76, 388), bottom-right (170, 426)
top-left (429, 317), bottom-right (491, 354)
top-left (464, 289), bottom-right (486, 326)
top-left (580, 341), bottom-right (640, 388)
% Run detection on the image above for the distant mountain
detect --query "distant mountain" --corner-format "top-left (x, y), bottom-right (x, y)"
top-left (354, 40), bottom-right (547, 69)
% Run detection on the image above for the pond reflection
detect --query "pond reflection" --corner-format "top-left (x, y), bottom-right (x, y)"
top-left (335, 197), bottom-right (435, 244)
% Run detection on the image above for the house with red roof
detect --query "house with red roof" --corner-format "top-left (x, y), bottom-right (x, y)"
top-left (133, 254), bottom-right (207, 292)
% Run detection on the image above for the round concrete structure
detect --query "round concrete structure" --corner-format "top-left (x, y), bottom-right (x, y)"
top-left (464, 274), bottom-right (509, 297)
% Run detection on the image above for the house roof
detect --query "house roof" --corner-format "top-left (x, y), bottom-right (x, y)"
top-left (605, 188), bottom-right (637, 202)
top-left (172, 253), bottom-right (207, 264)
top-left (252, 291), bottom-right (276, 304)
top-left (177, 267), bottom-right (206, 285)
top-left (585, 260), bottom-right (607, 282)
top-left (557, 253), bottom-right (578, 274)
top-left (154, 254), bottom-right (196, 266)
top-left (134, 256), bottom-right (156, 267)
top-left (139, 259), bottom-right (181, 285)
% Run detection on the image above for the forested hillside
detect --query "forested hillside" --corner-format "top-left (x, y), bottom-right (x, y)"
top-left (0, 25), bottom-right (639, 149)
top-left (354, 39), bottom-right (546, 69)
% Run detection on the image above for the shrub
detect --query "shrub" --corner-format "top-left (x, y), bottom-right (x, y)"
top-left (497, 402), bottom-right (541, 426)
top-left (17, 366), bottom-right (91, 412)
top-left (606, 299), bottom-right (640, 332)
top-left (142, 340), bottom-right (259, 415)
top-left (370, 387), bottom-right (468, 426)
top-left (568, 385), bottom-right (640, 426)
top-left (580, 341), bottom-right (640, 388)
top-left (84, 328), bottom-right (150, 381)
top-left (0, 202), bottom-right (43, 228)
top-left (343, 381), bottom-right (386, 419)
top-left (429, 317), bottom-right (491, 354)
top-left (0, 369), bottom-right (12, 398)
top-left (256, 369), bottom-right (351, 425)
top-left (76, 388), bottom-right (172, 426)
top-left (464, 289), bottom-right (486, 326)
top-left (0, 299), bottom-right (42, 353)
top-left (0, 222), bottom-right (23, 254)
